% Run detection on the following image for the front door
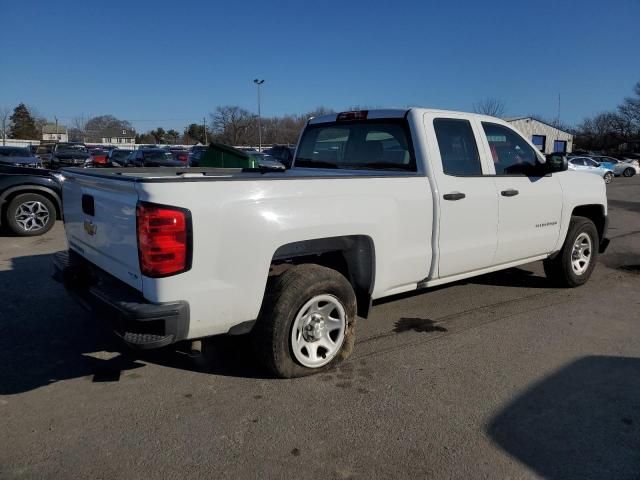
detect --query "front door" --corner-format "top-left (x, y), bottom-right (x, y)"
top-left (424, 114), bottom-right (498, 278)
top-left (478, 122), bottom-right (562, 264)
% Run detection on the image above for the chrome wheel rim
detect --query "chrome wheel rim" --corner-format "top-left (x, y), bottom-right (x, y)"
top-left (571, 232), bottom-right (592, 276)
top-left (14, 201), bottom-right (50, 232)
top-left (604, 173), bottom-right (612, 183)
top-left (291, 294), bottom-right (346, 368)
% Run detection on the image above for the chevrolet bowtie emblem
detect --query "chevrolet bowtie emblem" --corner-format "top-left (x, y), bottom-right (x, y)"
top-left (84, 220), bottom-right (97, 236)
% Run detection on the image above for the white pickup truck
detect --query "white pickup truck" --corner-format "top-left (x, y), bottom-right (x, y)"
top-left (54, 108), bottom-right (609, 377)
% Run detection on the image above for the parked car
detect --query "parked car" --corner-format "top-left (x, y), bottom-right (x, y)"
top-left (0, 146), bottom-right (43, 168)
top-left (126, 148), bottom-right (184, 167)
top-left (592, 156), bottom-right (639, 177)
top-left (88, 148), bottom-right (109, 166)
top-left (35, 142), bottom-right (56, 165)
top-left (263, 145), bottom-right (296, 168)
top-left (55, 108), bottom-right (608, 378)
top-left (168, 147), bottom-right (189, 164)
top-left (107, 149), bottom-right (133, 167)
top-left (49, 142), bottom-right (90, 169)
top-left (568, 157), bottom-right (614, 183)
top-left (0, 165), bottom-right (62, 236)
top-left (188, 145), bottom-right (208, 167)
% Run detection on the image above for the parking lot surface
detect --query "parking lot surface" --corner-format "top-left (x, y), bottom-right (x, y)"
top-left (1, 177), bottom-right (639, 479)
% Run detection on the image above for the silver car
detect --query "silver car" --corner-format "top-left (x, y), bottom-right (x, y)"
top-left (592, 156), bottom-right (639, 177)
top-left (568, 157), bottom-right (614, 184)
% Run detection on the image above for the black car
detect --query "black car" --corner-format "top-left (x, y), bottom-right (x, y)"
top-left (0, 146), bottom-right (42, 168)
top-left (263, 145), bottom-right (295, 168)
top-left (126, 148), bottom-right (184, 167)
top-left (107, 149), bottom-right (133, 166)
top-left (0, 165), bottom-right (62, 236)
top-left (49, 142), bottom-right (90, 169)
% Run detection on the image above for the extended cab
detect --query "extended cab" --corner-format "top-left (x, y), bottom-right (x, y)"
top-left (54, 109), bottom-right (609, 377)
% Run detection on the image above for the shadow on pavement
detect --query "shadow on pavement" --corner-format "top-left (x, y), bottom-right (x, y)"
top-left (487, 356), bottom-right (640, 480)
top-left (0, 252), bottom-right (266, 395)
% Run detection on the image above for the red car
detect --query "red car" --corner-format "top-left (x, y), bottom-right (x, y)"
top-left (89, 148), bottom-right (109, 165)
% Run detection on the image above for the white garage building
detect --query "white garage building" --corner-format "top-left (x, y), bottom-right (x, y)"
top-left (506, 117), bottom-right (573, 154)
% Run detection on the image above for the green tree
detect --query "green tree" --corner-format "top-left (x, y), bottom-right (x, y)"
top-left (9, 103), bottom-right (39, 139)
top-left (150, 128), bottom-right (166, 143)
top-left (166, 129), bottom-right (180, 144)
top-left (183, 123), bottom-right (207, 144)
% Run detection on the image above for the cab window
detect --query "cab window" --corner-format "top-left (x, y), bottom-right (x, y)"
top-left (433, 118), bottom-right (482, 176)
top-left (482, 123), bottom-right (539, 175)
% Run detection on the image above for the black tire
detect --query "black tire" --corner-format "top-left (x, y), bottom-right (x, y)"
top-left (543, 216), bottom-right (598, 288)
top-left (603, 172), bottom-right (613, 184)
top-left (623, 167), bottom-right (635, 177)
top-left (253, 264), bottom-right (357, 378)
top-left (5, 193), bottom-right (56, 236)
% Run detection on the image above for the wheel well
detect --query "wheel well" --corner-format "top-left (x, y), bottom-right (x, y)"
top-left (1, 188), bottom-right (61, 222)
top-left (270, 235), bottom-right (375, 318)
top-left (572, 205), bottom-right (605, 241)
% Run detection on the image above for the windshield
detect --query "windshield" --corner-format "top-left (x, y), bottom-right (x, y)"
top-left (0, 147), bottom-right (33, 157)
top-left (295, 120), bottom-right (415, 171)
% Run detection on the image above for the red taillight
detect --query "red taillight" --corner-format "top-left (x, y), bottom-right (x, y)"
top-left (336, 110), bottom-right (368, 121)
top-left (136, 202), bottom-right (192, 277)
top-left (178, 153), bottom-right (188, 162)
top-left (94, 155), bottom-right (107, 164)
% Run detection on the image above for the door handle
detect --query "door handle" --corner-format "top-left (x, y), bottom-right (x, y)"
top-left (443, 192), bottom-right (466, 201)
top-left (501, 189), bottom-right (519, 197)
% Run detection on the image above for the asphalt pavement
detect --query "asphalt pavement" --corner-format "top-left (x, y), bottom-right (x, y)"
top-left (1, 176), bottom-right (639, 479)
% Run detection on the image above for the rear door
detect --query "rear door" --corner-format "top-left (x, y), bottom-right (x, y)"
top-left (62, 171), bottom-right (142, 290)
top-left (477, 121), bottom-right (562, 264)
top-left (423, 113), bottom-right (498, 278)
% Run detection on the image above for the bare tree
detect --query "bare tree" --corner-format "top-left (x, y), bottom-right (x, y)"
top-left (70, 115), bottom-right (88, 142)
top-left (210, 106), bottom-right (255, 145)
top-left (473, 98), bottom-right (506, 117)
top-left (0, 107), bottom-right (11, 146)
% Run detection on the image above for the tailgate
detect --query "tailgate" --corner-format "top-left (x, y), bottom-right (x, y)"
top-left (62, 171), bottom-right (142, 290)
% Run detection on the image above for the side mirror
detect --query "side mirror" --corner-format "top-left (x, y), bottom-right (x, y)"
top-left (544, 153), bottom-right (568, 173)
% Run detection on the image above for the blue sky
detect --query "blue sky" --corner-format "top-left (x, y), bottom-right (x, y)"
top-left (2, 0), bottom-right (639, 133)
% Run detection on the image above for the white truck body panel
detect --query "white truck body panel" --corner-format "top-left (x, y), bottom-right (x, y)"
top-left (59, 108), bottom-right (608, 341)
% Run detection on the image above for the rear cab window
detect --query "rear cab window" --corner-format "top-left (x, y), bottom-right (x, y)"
top-left (295, 118), bottom-right (416, 171)
top-left (433, 118), bottom-right (482, 176)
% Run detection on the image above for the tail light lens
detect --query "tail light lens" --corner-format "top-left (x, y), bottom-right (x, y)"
top-left (178, 153), bottom-right (188, 162)
top-left (136, 202), bottom-right (192, 277)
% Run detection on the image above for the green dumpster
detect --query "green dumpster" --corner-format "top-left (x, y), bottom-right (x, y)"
top-left (199, 143), bottom-right (259, 168)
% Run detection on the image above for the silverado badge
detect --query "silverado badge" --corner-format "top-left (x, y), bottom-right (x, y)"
top-left (83, 220), bottom-right (97, 236)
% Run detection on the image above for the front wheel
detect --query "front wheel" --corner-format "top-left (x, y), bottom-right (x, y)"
top-left (253, 264), bottom-right (357, 378)
top-left (603, 172), bottom-right (613, 184)
top-left (544, 216), bottom-right (598, 287)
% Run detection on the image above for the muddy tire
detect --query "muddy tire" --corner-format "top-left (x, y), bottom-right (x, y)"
top-left (543, 216), bottom-right (598, 288)
top-left (253, 264), bottom-right (357, 378)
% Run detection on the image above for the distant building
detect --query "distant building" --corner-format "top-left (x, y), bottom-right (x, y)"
top-left (100, 128), bottom-right (136, 144)
top-left (42, 123), bottom-right (68, 142)
top-left (506, 117), bottom-right (573, 154)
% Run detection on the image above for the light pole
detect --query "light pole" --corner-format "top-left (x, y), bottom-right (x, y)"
top-left (253, 78), bottom-right (264, 151)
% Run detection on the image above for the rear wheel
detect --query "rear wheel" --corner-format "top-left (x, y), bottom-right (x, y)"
top-left (5, 193), bottom-right (56, 236)
top-left (253, 264), bottom-right (357, 378)
top-left (603, 172), bottom-right (613, 184)
top-left (544, 216), bottom-right (598, 287)
top-left (623, 167), bottom-right (635, 177)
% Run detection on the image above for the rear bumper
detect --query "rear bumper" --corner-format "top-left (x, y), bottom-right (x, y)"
top-left (53, 250), bottom-right (189, 349)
